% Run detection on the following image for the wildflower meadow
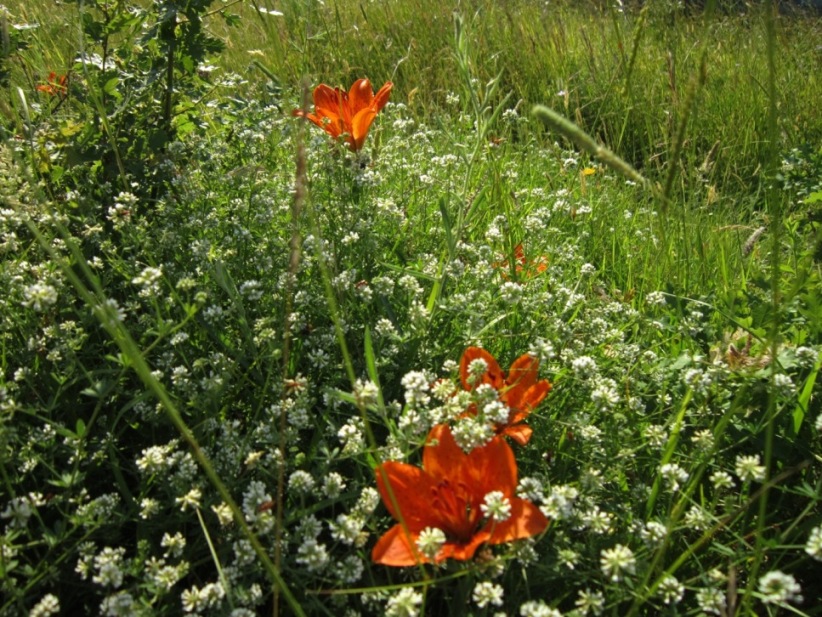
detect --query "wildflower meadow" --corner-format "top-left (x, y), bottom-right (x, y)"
top-left (1, 0), bottom-right (822, 615)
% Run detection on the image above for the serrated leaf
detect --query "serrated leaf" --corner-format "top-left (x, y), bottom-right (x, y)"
top-left (59, 121), bottom-right (84, 138)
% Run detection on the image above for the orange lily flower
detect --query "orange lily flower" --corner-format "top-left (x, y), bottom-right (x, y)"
top-left (372, 424), bottom-right (548, 566)
top-left (494, 243), bottom-right (548, 278)
top-left (36, 72), bottom-right (68, 98)
top-left (459, 347), bottom-right (551, 445)
top-left (293, 78), bottom-right (393, 151)
top-left (515, 243), bottom-right (548, 275)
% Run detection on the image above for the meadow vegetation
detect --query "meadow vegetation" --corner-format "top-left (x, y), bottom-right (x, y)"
top-left (1, 0), bottom-right (821, 615)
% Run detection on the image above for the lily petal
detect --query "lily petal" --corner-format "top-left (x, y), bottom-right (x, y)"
top-left (514, 243), bottom-right (526, 264)
top-left (502, 424), bottom-right (534, 446)
top-left (485, 499), bottom-right (549, 545)
top-left (459, 432), bottom-right (518, 499)
top-left (522, 381), bottom-right (552, 412)
top-left (507, 354), bottom-right (539, 393)
top-left (439, 530), bottom-right (492, 562)
top-left (350, 107), bottom-right (378, 151)
top-left (312, 84), bottom-right (344, 117)
top-left (373, 81), bottom-right (394, 112)
top-left (371, 524), bottom-right (421, 566)
top-left (460, 347), bottom-right (505, 391)
top-left (422, 423), bottom-right (467, 483)
top-left (348, 78), bottom-right (375, 114)
top-left (375, 462), bottom-right (436, 531)
top-left (506, 377), bottom-right (550, 423)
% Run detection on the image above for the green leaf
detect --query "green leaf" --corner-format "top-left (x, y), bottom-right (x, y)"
top-left (59, 120), bottom-right (84, 138)
top-left (328, 388), bottom-right (357, 406)
top-left (103, 77), bottom-right (121, 100)
top-left (50, 165), bottom-right (64, 183)
top-left (793, 358), bottom-right (821, 434)
top-left (438, 196), bottom-right (456, 258)
top-left (223, 12), bottom-right (241, 27)
top-left (48, 472), bottom-right (84, 489)
top-left (804, 191), bottom-right (822, 205)
top-left (364, 327), bottom-right (379, 390)
top-left (363, 327), bottom-right (386, 413)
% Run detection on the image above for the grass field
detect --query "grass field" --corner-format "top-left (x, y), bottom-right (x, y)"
top-left (1, 1), bottom-right (822, 615)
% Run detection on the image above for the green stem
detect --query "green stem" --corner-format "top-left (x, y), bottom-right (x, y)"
top-left (741, 2), bottom-right (782, 611)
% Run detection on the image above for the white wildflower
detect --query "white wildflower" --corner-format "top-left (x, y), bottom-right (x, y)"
top-left (600, 544), bottom-right (635, 582)
top-left (758, 570), bottom-right (803, 604)
top-left (472, 581), bottom-right (504, 609)
top-left (735, 454), bottom-right (766, 482)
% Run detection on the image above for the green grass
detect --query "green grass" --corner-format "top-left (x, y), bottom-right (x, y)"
top-left (1, 0), bottom-right (821, 615)
top-left (5, 0), bottom-right (822, 196)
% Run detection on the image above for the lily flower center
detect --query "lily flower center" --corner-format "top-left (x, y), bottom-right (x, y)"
top-left (430, 479), bottom-right (480, 542)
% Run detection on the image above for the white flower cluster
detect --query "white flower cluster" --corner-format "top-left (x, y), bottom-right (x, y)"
top-left (416, 527), bottom-right (446, 560)
top-left (451, 415), bottom-right (494, 452)
top-left (660, 463), bottom-right (689, 492)
top-left (136, 441), bottom-right (178, 474)
top-left (92, 547), bottom-right (127, 589)
top-left (22, 282), bottom-right (58, 312)
top-left (481, 491), bottom-right (512, 522)
top-left (734, 454), bottom-right (766, 482)
top-left (600, 544), bottom-right (635, 582)
top-left (132, 266), bottom-right (163, 297)
top-left (758, 570), bottom-right (803, 604)
top-left (401, 370), bottom-right (431, 407)
top-left (805, 524), bottom-right (822, 560)
top-left (181, 581), bottom-right (225, 613)
top-left (472, 581), bottom-right (504, 609)
top-left (28, 593), bottom-right (60, 617)
top-left (1, 492), bottom-right (45, 529)
top-left (386, 587), bottom-right (423, 617)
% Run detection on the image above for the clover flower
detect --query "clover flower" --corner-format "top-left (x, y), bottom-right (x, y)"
top-left (385, 587), bottom-right (423, 617)
top-left (472, 581), bottom-right (504, 608)
top-left (416, 527), bottom-right (447, 561)
top-left (296, 538), bottom-right (330, 572)
top-left (658, 575), bottom-right (685, 605)
top-left (805, 525), bottom-right (822, 560)
top-left (735, 454), bottom-right (766, 482)
top-left (758, 570), bottom-right (803, 604)
top-left (481, 491), bottom-right (513, 522)
top-left (22, 282), bottom-right (58, 312)
top-left (574, 589), bottom-right (605, 616)
top-left (92, 547), bottom-right (126, 589)
top-left (100, 591), bottom-right (136, 616)
top-left (288, 470), bottom-right (315, 495)
top-left (696, 588), bottom-right (726, 615)
top-left (29, 593), bottom-right (60, 617)
top-left (600, 544), bottom-right (636, 582)
top-left (710, 470), bottom-right (735, 490)
top-left (660, 463), bottom-right (689, 492)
